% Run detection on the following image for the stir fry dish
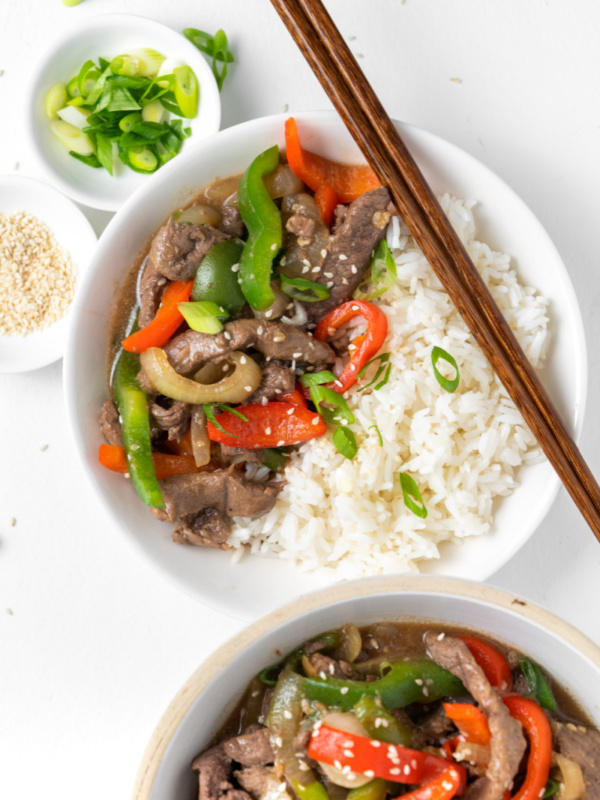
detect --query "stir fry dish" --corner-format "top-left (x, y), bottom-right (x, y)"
top-left (99, 117), bottom-right (397, 546)
top-left (191, 624), bottom-right (600, 800)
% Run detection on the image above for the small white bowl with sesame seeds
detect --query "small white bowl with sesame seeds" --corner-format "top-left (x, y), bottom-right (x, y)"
top-left (0, 174), bottom-right (97, 373)
top-left (131, 576), bottom-right (600, 800)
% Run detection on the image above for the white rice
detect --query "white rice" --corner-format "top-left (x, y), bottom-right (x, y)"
top-left (228, 195), bottom-right (550, 577)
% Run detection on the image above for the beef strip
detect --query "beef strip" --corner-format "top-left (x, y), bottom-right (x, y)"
top-left (286, 213), bottom-right (316, 239)
top-left (308, 653), bottom-right (360, 680)
top-left (158, 470), bottom-right (281, 523)
top-left (138, 255), bottom-right (168, 327)
top-left (234, 766), bottom-right (274, 799)
top-left (193, 744), bottom-right (238, 800)
top-left (219, 202), bottom-right (245, 238)
top-left (173, 508), bottom-right (232, 549)
top-left (219, 445), bottom-right (264, 466)
top-left (247, 361), bottom-right (295, 404)
top-left (150, 221), bottom-right (229, 282)
top-left (556, 723), bottom-right (600, 800)
top-left (302, 186), bottom-right (392, 323)
top-left (162, 319), bottom-right (335, 376)
top-left (224, 727), bottom-right (274, 766)
top-left (150, 399), bottom-right (191, 441)
top-left (424, 633), bottom-right (526, 800)
top-left (418, 705), bottom-right (457, 746)
top-left (99, 400), bottom-right (122, 446)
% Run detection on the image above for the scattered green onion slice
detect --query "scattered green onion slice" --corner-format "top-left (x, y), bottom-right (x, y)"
top-left (369, 424), bottom-right (383, 446)
top-left (309, 385), bottom-right (355, 426)
top-left (399, 472), bottom-right (428, 519)
top-left (543, 780), bottom-right (559, 799)
top-left (44, 83), bottom-right (68, 119)
top-left (298, 370), bottom-right (336, 388)
top-left (262, 448), bottom-right (289, 472)
top-left (519, 658), bottom-right (557, 711)
top-left (173, 66), bottom-right (199, 118)
top-left (203, 403), bottom-right (248, 438)
top-left (354, 240), bottom-right (398, 301)
top-left (183, 27), bottom-right (234, 91)
top-left (432, 346), bottom-right (460, 392)
top-left (178, 300), bottom-right (229, 334)
top-left (333, 427), bottom-right (358, 460)
top-left (280, 275), bottom-right (330, 303)
top-left (357, 352), bottom-right (391, 392)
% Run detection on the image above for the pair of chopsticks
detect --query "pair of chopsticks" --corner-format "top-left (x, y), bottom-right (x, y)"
top-left (270, 0), bottom-right (600, 540)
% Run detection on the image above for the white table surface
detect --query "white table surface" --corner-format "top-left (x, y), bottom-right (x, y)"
top-left (2, 1), bottom-right (600, 797)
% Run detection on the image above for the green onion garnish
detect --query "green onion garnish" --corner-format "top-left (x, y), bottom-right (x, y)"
top-left (280, 275), bottom-right (331, 303)
top-left (369, 424), bottom-right (383, 446)
top-left (543, 780), bottom-right (559, 799)
top-left (178, 300), bottom-right (229, 334)
top-left (333, 427), bottom-right (358, 460)
top-left (309, 385), bottom-right (355, 426)
top-left (357, 352), bottom-right (391, 392)
top-left (399, 472), bottom-right (428, 519)
top-left (183, 28), bottom-right (234, 91)
top-left (431, 346), bottom-right (460, 392)
top-left (354, 240), bottom-right (398, 301)
top-left (519, 658), bottom-right (557, 711)
top-left (203, 403), bottom-right (248, 438)
top-left (298, 370), bottom-right (337, 388)
top-left (262, 448), bottom-right (289, 472)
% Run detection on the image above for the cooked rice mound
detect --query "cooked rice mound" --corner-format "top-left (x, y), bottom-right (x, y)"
top-left (229, 196), bottom-right (550, 577)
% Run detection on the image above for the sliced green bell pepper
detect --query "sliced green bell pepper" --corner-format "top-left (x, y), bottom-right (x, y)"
top-left (347, 779), bottom-right (389, 800)
top-left (112, 342), bottom-right (164, 509)
top-left (238, 145), bottom-right (282, 310)
top-left (191, 239), bottom-right (246, 314)
top-left (302, 660), bottom-right (465, 711)
top-left (353, 695), bottom-right (412, 746)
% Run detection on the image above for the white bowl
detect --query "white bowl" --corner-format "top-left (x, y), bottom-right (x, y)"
top-left (131, 576), bottom-right (600, 800)
top-left (63, 111), bottom-right (587, 619)
top-left (0, 174), bottom-right (97, 373)
top-left (27, 13), bottom-right (221, 211)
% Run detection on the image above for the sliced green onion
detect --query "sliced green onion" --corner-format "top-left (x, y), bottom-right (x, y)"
top-left (118, 111), bottom-right (142, 133)
top-left (44, 83), bottom-right (68, 120)
top-left (56, 104), bottom-right (91, 129)
top-left (369, 424), bottom-right (383, 446)
top-left (333, 426), bottom-right (358, 460)
top-left (399, 473), bottom-right (428, 519)
top-left (354, 240), bottom-right (398, 301)
top-left (309, 385), bottom-right (355, 426)
top-left (50, 120), bottom-right (94, 156)
top-left (110, 54), bottom-right (142, 78)
top-left (63, 0), bottom-right (85, 6)
top-left (298, 370), bottom-right (336, 388)
top-left (178, 300), bottom-right (229, 334)
top-left (280, 275), bottom-right (330, 303)
top-left (519, 658), bottom-right (557, 711)
top-left (68, 151), bottom-right (101, 168)
top-left (95, 133), bottom-right (114, 175)
top-left (126, 146), bottom-right (158, 173)
top-left (262, 448), bottom-right (289, 472)
top-left (142, 98), bottom-right (167, 124)
top-left (357, 352), bottom-right (391, 392)
top-left (543, 780), bottom-right (559, 799)
top-left (183, 27), bottom-right (234, 91)
top-left (66, 76), bottom-right (82, 98)
top-left (203, 403), bottom-right (248, 438)
top-left (130, 48), bottom-right (166, 79)
top-left (431, 346), bottom-right (460, 392)
top-left (173, 66), bottom-right (199, 118)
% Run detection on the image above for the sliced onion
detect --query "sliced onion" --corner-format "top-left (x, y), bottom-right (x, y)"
top-left (263, 164), bottom-right (304, 199)
top-left (281, 300), bottom-right (308, 327)
top-left (190, 406), bottom-right (211, 467)
top-left (334, 623), bottom-right (362, 663)
top-left (203, 175), bottom-right (241, 206)
top-left (554, 752), bottom-right (585, 800)
top-left (454, 741), bottom-right (490, 766)
top-left (140, 348), bottom-right (261, 404)
top-left (177, 204), bottom-right (223, 227)
top-left (253, 281), bottom-right (291, 321)
top-left (318, 713), bottom-right (372, 789)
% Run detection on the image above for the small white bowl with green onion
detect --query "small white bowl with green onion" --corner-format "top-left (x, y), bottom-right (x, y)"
top-left (27, 14), bottom-right (221, 211)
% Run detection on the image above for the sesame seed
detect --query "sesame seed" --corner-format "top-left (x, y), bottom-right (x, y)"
top-left (351, 304), bottom-right (359, 311)
top-left (265, 427), bottom-right (272, 435)
top-left (10, 517), bottom-right (16, 527)
top-left (339, 254), bottom-right (348, 261)
top-left (251, 690), bottom-right (260, 697)
top-left (277, 440), bottom-right (285, 446)
top-left (240, 355), bottom-right (247, 364)
top-left (311, 417), bottom-right (320, 425)
top-left (403, 765), bottom-right (411, 775)
top-left (302, 266), bottom-right (310, 274)
top-left (415, 678), bottom-right (423, 686)
top-left (231, 263), bottom-right (239, 272)
top-left (275, 736), bottom-right (283, 748)
top-left (437, 632), bottom-right (445, 641)
top-left (283, 709), bottom-right (293, 719)
top-left (265, 310), bottom-right (273, 318)
top-left (389, 768), bottom-right (400, 776)
top-left (244, 385), bottom-right (253, 391)
top-left (302, 258), bottom-right (311, 266)
top-left (250, 273), bottom-right (255, 279)
top-left (279, 783), bottom-right (287, 792)
top-left (411, 760), bottom-right (418, 769)
top-left (326, 281), bottom-right (334, 288)
top-left (442, 783), bottom-right (453, 791)
top-left (313, 720), bottom-right (322, 730)
top-left (257, 326), bottom-right (264, 335)
top-left (343, 741), bottom-right (354, 748)
top-left (334, 760), bottom-right (342, 771)
top-left (224, 332), bottom-right (232, 340)
top-left (343, 750), bottom-right (354, 758)
top-left (351, 265), bottom-right (357, 274)
top-left (370, 740), bottom-right (381, 748)
top-left (312, 266), bottom-right (321, 273)
top-left (261, 396), bottom-right (268, 405)
top-left (341, 278), bottom-right (348, 285)
top-left (320, 249), bottom-right (327, 257)
top-left (293, 352), bottom-right (302, 358)
top-left (364, 771), bottom-right (374, 778)
top-left (5, 608), bottom-right (13, 616)
top-left (340, 686), bottom-right (349, 694)
top-left (271, 243), bottom-right (277, 250)
top-left (422, 686), bottom-right (429, 697)
top-left (287, 408), bottom-right (294, 415)
top-left (324, 272), bottom-right (333, 278)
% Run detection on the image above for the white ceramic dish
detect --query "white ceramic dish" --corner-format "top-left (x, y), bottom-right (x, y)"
top-left (27, 13), bottom-right (221, 211)
top-left (0, 174), bottom-right (97, 373)
top-left (132, 575), bottom-right (600, 800)
top-left (63, 111), bottom-right (587, 619)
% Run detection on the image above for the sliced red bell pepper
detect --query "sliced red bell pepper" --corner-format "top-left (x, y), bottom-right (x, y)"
top-left (206, 402), bottom-right (326, 448)
top-left (307, 724), bottom-right (465, 792)
top-left (285, 117), bottom-right (380, 204)
top-left (121, 280), bottom-right (193, 353)
top-left (390, 765), bottom-right (464, 800)
top-left (460, 636), bottom-right (513, 691)
top-left (314, 184), bottom-right (340, 228)
top-left (278, 385), bottom-right (308, 408)
top-left (313, 300), bottom-right (388, 393)
top-left (98, 443), bottom-right (202, 479)
top-left (164, 427), bottom-right (194, 457)
top-left (502, 696), bottom-right (552, 800)
top-left (443, 703), bottom-right (491, 747)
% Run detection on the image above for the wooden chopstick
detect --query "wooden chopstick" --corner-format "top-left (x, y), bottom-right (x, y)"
top-left (270, 0), bottom-right (600, 539)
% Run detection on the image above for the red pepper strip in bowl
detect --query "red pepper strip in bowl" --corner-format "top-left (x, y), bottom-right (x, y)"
top-left (502, 696), bottom-right (552, 800)
top-left (460, 636), bottom-right (513, 691)
top-left (443, 704), bottom-right (491, 747)
top-left (279, 386), bottom-right (309, 407)
top-left (121, 280), bottom-right (194, 353)
top-left (314, 300), bottom-right (388, 393)
top-left (390, 765), bottom-right (464, 800)
top-left (307, 724), bottom-right (466, 791)
top-left (98, 443), bottom-right (204, 479)
top-left (285, 117), bottom-right (380, 203)
top-left (206, 402), bottom-right (326, 448)
top-left (314, 184), bottom-right (340, 228)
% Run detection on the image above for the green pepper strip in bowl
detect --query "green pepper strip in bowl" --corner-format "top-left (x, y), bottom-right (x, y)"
top-left (238, 145), bottom-right (283, 310)
top-left (192, 239), bottom-right (246, 314)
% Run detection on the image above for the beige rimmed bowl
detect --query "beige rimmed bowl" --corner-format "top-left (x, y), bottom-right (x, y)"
top-left (132, 576), bottom-right (600, 800)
